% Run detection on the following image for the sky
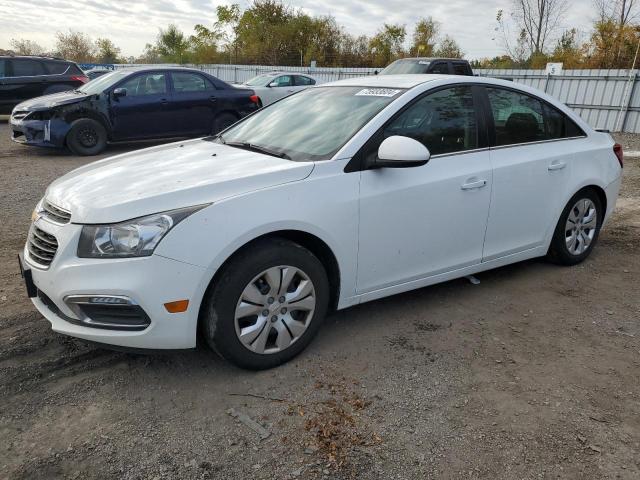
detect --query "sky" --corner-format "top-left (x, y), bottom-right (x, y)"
top-left (0, 0), bottom-right (599, 60)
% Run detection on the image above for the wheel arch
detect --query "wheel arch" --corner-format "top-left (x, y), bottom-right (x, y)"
top-left (197, 229), bottom-right (342, 333)
top-left (62, 109), bottom-right (112, 143)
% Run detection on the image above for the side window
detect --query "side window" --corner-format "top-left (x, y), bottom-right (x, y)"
top-left (487, 88), bottom-right (546, 145)
top-left (452, 63), bottom-right (468, 75)
top-left (295, 75), bottom-right (315, 86)
top-left (429, 62), bottom-right (450, 74)
top-left (542, 103), bottom-right (585, 139)
top-left (11, 59), bottom-right (46, 77)
top-left (273, 75), bottom-right (293, 87)
top-left (171, 72), bottom-right (212, 92)
top-left (0, 59), bottom-right (6, 78)
top-left (118, 73), bottom-right (167, 96)
top-left (383, 85), bottom-right (478, 156)
top-left (45, 61), bottom-right (69, 74)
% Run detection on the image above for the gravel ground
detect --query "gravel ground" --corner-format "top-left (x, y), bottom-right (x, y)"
top-left (1, 123), bottom-right (639, 480)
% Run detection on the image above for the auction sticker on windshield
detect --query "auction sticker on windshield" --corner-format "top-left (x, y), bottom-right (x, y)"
top-left (355, 88), bottom-right (402, 97)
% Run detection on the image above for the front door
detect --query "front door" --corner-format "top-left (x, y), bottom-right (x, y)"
top-left (357, 85), bottom-right (492, 293)
top-left (110, 72), bottom-right (175, 140)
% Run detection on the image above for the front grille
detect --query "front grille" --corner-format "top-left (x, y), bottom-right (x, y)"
top-left (42, 200), bottom-right (71, 224)
top-left (27, 225), bottom-right (58, 268)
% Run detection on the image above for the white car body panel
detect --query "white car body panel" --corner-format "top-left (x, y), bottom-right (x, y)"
top-left (25, 74), bottom-right (622, 349)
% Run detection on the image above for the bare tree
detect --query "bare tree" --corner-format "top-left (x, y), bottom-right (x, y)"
top-left (594, 0), bottom-right (638, 26)
top-left (10, 38), bottom-right (45, 55)
top-left (498, 0), bottom-right (569, 61)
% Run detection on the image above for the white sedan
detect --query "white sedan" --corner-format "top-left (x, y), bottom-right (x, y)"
top-left (238, 71), bottom-right (317, 106)
top-left (21, 74), bottom-right (622, 369)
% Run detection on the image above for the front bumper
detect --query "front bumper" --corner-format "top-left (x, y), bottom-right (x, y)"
top-left (10, 116), bottom-right (70, 148)
top-left (23, 218), bottom-right (211, 349)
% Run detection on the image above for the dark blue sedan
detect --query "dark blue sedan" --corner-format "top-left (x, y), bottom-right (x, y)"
top-left (9, 67), bottom-right (260, 155)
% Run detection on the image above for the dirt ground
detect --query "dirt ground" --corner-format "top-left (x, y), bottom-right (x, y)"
top-left (0, 121), bottom-right (639, 480)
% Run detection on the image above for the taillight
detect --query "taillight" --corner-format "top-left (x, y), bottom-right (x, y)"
top-left (249, 95), bottom-right (260, 105)
top-left (71, 75), bottom-right (89, 84)
top-left (613, 143), bottom-right (623, 168)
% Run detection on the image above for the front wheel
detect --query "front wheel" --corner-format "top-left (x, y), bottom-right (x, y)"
top-left (66, 118), bottom-right (107, 156)
top-left (201, 238), bottom-right (330, 370)
top-left (547, 189), bottom-right (603, 265)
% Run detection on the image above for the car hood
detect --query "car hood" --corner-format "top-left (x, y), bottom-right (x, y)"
top-left (44, 139), bottom-right (315, 224)
top-left (16, 90), bottom-right (87, 111)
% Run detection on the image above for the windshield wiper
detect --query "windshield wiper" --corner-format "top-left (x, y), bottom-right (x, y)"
top-left (224, 141), bottom-right (291, 160)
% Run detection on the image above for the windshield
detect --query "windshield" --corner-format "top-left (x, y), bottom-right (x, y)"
top-left (244, 74), bottom-right (275, 87)
top-left (380, 60), bottom-right (430, 75)
top-left (77, 70), bottom-right (130, 94)
top-left (218, 86), bottom-right (404, 162)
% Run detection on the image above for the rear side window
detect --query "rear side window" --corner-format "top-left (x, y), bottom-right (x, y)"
top-left (487, 87), bottom-right (584, 145)
top-left (429, 62), bottom-right (449, 74)
top-left (383, 85), bottom-right (478, 155)
top-left (0, 59), bottom-right (6, 78)
top-left (452, 63), bottom-right (469, 75)
top-left (295, 75), bottom-right (315, 86)
top-left (11, 59), bottom-right (46, 77)
top-left (172, 72), bottom-right (212, 92)
top-left (45, 61), bottom-right (69, 74)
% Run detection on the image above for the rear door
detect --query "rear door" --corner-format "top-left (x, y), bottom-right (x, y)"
top-left (109, 71), bottom-right (176, 140)
top-left (5, 58), bottom-right (47, 105)
top-left (0, 59), bottom-right (12, 113)
top-left (169, 71), bottom-right (219, 135)
top-left (481, 86), bottom-right (581, 260)
top-left (293, 75), bottom-right (315, 93)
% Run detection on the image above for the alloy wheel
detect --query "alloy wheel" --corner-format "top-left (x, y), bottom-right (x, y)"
top-left (234, 265), bottom-right (316, 354)
top-left (565, 198), bottom-right (597, 255)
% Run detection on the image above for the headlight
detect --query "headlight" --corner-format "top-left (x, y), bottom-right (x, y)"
top-left (77, 205), bottom-right (207, 258)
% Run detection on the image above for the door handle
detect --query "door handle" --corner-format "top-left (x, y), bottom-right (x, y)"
top-left (287, 89), bottom-right (294, 93)
top-left (461, 179), bottom-right (487, 190)
top-left (548, 161), bottom-right (566, 171)
top-left (209, 96), bottom-right (217, 102)
top-left (160, 98), bottom-right (169, 105)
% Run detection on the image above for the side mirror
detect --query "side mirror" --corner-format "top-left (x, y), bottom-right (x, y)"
top-left (113, 88), bottom-right (127, 99)
top-left (268, 82), bottom-right (278, 88)
top-left (375, 136), bottom-right (431, 168)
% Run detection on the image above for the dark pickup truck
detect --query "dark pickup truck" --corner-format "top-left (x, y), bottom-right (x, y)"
top-left (380, 57), bottom-right (473, 76)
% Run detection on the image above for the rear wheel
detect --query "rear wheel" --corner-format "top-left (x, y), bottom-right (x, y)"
top-left (212, 112), bottom-right (238, 134)
top-left (547, 189), bottom-right (603, 265)
top-left (66, 118), bottom-right (107, 156)
top-left (201, 238), bottom-right (329, 370)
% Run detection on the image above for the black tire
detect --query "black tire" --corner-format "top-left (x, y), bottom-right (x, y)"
top-left (66, 118), bottom-right (107, 156)
top-left (547, 188), bottom-right (603, 266)
top-left (201, 238), bottom-right (330, 370)
top-left (212, 112), bottom-right (238, 134)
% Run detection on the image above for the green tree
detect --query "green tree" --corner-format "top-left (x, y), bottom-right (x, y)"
top-left (411, 17), bottom-right (439, 56)
top-left (54, 30), bottom-right (95, 62)
top-left (155, 24), bottom-right (189, 63)
top-left (369, 24), bottom-right (406, 66)
top-left (434, 35), bottom-right (463, 58)
top-left (95, 38), bottom-right (121, 63)
top-left (189, 24), bottom-right (223, 63)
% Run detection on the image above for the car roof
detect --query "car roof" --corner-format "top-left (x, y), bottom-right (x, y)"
top-left (391, 57), bottom-right (468, 62)
top-left (0, 54), bottom-right (70, 62)
top-left (260, 71), bottom-right (314, 77)
top-left (324, 74), bottom-right (448, 89)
